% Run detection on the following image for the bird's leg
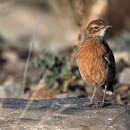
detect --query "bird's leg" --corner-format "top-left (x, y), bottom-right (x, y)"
top-left (89, 86), bottom-right (97, 104)
top-left (82, 86), bottom-right (97, 107)
top-left (101, 85), bottom-right (107, 106)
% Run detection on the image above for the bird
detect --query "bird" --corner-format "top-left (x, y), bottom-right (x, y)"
top-left (76, 19), bottom-right (116, 106)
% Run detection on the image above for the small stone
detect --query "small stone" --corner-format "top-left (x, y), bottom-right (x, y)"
top-left (108, 118), bottom-right (112, 121)
top-left (118, 68), bottom-right (130, 84)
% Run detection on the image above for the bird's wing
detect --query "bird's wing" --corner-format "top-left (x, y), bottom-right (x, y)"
top-left (104, 49), bottom-right (116, 77)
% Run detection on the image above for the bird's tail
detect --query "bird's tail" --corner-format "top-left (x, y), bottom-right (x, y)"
top-left (103, 89), bottom-right (113, 95)
top-left (102, 84), bottom-right (114, 95)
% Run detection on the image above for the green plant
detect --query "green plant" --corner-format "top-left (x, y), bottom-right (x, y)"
top-left (31, 52), bottom-right (80, 92)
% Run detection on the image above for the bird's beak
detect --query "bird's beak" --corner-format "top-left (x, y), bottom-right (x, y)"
top-left (105, 25), bottom-right (112, 29)
top-left (99, 25), bottom-right (112, 37)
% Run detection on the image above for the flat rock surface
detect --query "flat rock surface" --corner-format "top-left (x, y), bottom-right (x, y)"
top-left (119, 68), bottom-right (130, 84)
top-left (0, 98), bottom-right (129, 130)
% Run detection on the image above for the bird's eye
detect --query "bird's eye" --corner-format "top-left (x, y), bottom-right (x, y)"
top-left (94, 26), bottom-right (98, 29)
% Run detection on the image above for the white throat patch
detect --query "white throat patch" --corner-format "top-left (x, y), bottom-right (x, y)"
top-left (99, 28), bottom-right (106, 37)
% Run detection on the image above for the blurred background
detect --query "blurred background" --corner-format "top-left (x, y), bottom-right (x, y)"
top-left (0, 0), bottom-right (130, 104)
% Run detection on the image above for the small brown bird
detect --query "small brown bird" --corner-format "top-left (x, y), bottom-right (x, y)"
top-left (76, 19), bottom-right (116, 106)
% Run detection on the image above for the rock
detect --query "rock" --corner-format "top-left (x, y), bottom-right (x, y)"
top-left (0, 98), bottom-right (130, 130)
top-left (30, 87), bottom-right (60, 100)
top-left (0, 83), bottom-right (24, 98)
top-left (118, 68), bottom-right (130, 84)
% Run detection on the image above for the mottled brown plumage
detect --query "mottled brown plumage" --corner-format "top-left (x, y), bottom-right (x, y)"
top-left (76, 19), bottom-right (116, 106)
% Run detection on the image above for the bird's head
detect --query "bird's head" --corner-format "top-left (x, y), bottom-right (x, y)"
top-left (86, 19), bottom-right (111, 38)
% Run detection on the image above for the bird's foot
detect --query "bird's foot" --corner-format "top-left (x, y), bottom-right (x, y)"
top-left (82, 102), bottom-right (94, 107)
top-left (95, 101), bottom-right (112, 108)
top-left (82, 101), bottom-right (111, 108)
top-left (95, 101), bottom-right (104, 108)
